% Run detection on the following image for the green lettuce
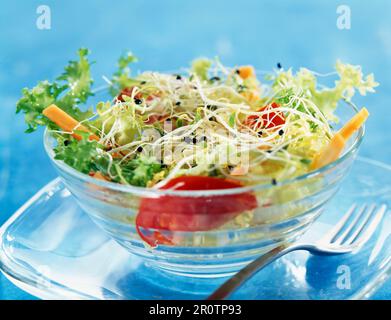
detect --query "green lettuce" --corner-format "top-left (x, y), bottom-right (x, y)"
top-left (113, 156), bottom-right (163, 187)
top-left (272, 61), bottom-right (379, 119)
top-left (16, 48), bottom-right (94, 132)
top-left (54, 133), bottom-right (103, 174)
top-left (191, 58), bottom-right (212, 81)
top-left (109, 51), bottom-right (139, 96)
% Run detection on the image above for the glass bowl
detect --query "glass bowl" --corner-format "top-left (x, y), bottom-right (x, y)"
top-left (43, 102), bottom-right (364, 277)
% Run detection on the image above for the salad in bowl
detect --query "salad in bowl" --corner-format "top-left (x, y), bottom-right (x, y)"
top-left (17, 49), bottom-right (378, 276)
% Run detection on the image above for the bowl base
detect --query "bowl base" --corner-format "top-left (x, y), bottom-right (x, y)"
top-left (1, 157), bottom-right (390, 299)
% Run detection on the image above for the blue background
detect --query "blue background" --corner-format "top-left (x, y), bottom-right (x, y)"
top-left (0, 0), bottom-right (390, 299)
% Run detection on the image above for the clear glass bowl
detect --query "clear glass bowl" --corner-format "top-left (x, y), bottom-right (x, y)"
top-left (43, 102), bottom-right (364, 277)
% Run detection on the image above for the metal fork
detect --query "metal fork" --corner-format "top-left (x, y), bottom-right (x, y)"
top-left (207, 203), bottom-right (387, 300)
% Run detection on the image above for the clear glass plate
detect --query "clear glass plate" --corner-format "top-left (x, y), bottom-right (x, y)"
top-left (0, 157), bottom-right (390, 300)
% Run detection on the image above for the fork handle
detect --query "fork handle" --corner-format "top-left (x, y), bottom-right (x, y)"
top-left (207, 243), bottom-right (295, 300)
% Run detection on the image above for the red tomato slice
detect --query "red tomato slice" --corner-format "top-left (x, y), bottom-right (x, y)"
top-left (245, 102), bottom-right (285, 130)
top-left (136, 176), bottom-right (257, 246)
top-left (116, 87), bottom-right (143, 102)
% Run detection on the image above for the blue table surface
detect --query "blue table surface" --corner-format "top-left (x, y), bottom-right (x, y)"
top-left (0, 0), bottom-right (390, 299)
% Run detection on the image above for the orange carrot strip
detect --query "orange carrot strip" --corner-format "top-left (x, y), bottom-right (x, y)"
top-left (43, 104), bottom-right (99, 141)
top-left (310, 133), bottom-right (345, 170)
top-left (311, 107), bottom-right (369, 170)
top-left (338, 107), bottom-right (369, 141)
top-left (92, 171), bottom-right (110, 181)
top-left (238, 66), bottom-right (255, 79)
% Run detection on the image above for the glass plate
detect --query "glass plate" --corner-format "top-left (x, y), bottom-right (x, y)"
top-left (0, 157), bottom-right (390, 300)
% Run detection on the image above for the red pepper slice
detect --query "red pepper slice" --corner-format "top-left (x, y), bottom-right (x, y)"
top-left (245, 102), bottom-right (285, 130)
top-left (136, 176), bottom-right (257, 246)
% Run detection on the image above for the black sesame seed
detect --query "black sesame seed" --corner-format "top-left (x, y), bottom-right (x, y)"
top-left (209, 116), bottom-right (217, 122)
top-left (165, 118), bottom-right (172, 122)
top-left (267, 150), bottom-right (272, 153)
top-left (136, 146), bottom-right (143, 152)
top-left (227, 165), bottom-right (234, 171)
top-left (271, 178), bottom-right (277, 185)
top-left (200, 136), bottom-right (207, 142)
top-left (140, 81), bottom-right (147, 85)
top-left (134, 98), bottom-right (143, 105)
top-left (210, 76), bottom-right (221, 82)
top-left (175, 74), bottom-right (182, 80)
top-left (64, 140), bottom-right (70, 146)
top-left (160, 160), bottom-right (167, 168)
top-left (175, 101), bottom-right (181, 106)
top-left (257, 131), bottom-right (263, 137)
top-left (278, 129), bottom-right (284, 136)
top-left (277, 62), bottom-right (282, 69)
top-left (192, 137), bottom-right (197, 144)
top-left (235, 69), bottom-right (240, 75)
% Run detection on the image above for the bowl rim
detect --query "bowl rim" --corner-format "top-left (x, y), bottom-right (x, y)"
top-left (43, 102), bottom-right (364, 197)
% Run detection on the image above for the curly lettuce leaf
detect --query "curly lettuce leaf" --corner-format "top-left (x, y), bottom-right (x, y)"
top-left (110, 156), bottom-right (163, 187)
top-left (109, 51), bottom-right (139, 96)
top-left (16, 81), bottom-right (67, 132)
top-left (334, 60), bottom-right (378, 99)
top-left (191, 58), bottom-right (212, 81)
top-left (16, 48), bottom-right (94, 132)
top-left (57, 48), bottom-right (94, 104)
top-left (54, 133), bottom-right (164, 186)
top-left (54, 133), bottom-right (103, 174)
top-left (272, 61), bottom-right (379, 119)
